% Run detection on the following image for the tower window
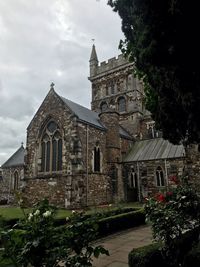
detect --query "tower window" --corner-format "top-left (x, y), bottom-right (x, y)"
top-left (156, 166), bottom-right (165, 186)
top-left (118, 97), bottom-right (126, 112)
top-left (111, 83), bottom-right (115, 94)
top-left (94, 146), bottom-right (100, 172)
top-left (100, 102), bottom-right (108, 112)
top-left (41, 121), bottom-right (62, 173)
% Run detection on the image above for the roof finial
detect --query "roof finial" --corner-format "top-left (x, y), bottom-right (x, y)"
top-left (50, 82), bottom-right (55, 90)
top-left (92, 38), bottom-right (95, 44)
top-left (21, 142), bottom-right (24, 147)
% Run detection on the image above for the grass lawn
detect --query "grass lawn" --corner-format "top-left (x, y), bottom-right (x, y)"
top-left (0, 207), bottom-right (72, 221)
top-left (0, 202), bottom-right (142, 221)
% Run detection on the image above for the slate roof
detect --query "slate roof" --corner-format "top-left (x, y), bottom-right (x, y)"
top-left (61, 97), bottom-right (106, 130)
top-left (123, 138), bottom-right (185, 162)
top-left (1, 145), bottom-right (25, 168)
top-left (61, 96), bottom-right (132, 139)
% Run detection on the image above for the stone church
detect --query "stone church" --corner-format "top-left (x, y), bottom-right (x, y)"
top-left (0, 45), bottom-right (185, 207)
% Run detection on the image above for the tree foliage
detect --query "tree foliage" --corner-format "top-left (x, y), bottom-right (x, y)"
top-left (108, 0), bottom-right (200, 144)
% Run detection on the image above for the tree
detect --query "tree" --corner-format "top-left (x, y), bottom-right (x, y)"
top-left (108, 0), bottom-right (200, 145)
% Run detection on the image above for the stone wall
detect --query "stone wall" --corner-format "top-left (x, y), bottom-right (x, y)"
top-left (1, 166), bottom-right (24, 203)
top-left (123, 158), bottom-right (184, 201)
top-left (23, 174), bottom-right (86, 208)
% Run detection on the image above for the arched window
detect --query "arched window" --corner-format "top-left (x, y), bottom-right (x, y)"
top-left (100, 102), bottom-right (108, 112)
top-left (41, 121), bottom-right (62, 173)
top-left (111, 82), bottom-right (115, 94)
top-left (118, 97), bottom-right (126, 112)
top-left (94, 146), bottom-right (100, 172)
top-left (156, 166), bottom-right (165, 186)
top-left (14, 171), bottom-right (19, 190)
top-left (130, 168), bottom-right (138, 188)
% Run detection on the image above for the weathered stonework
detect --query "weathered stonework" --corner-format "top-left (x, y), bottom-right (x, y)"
top-left (1, 46), bottom-right (189, 207)
top-left (123, 158), bottom-right (185, 201)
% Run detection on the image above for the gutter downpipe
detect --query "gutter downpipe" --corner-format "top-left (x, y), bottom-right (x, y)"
top-left (164, 159), bottom-right (169, 190)
top-left (8, 168), bottom-right (12, 203)
top-left (137, 161), bottom-right (141, 202)
top-left (86, 125), bottom-right (89, 206)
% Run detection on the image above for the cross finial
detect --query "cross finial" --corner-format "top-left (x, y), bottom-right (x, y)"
top-left (91, 38), bottom-right (95, 44)
top-left (50, 82), bottom-right (55, 90)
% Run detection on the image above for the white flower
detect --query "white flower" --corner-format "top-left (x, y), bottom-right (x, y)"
top-left (181, 196), bottom-right (186, 199)
top-left (43, 211), bottom-right (51, 218)
top-left (28, 213), bottom-right (33, 221)
top-left (66, 216), bottom-right (69, 222)
top-left (72, 210), bottom-right (76, 214)
top-left (109, 204), bottom-right (112, 207)
top-left (34, 210), bottom-right (40, 216)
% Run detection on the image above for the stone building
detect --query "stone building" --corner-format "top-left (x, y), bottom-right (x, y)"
top-left (1, 45), bottom-right (186, 207)
top-left (0, 144), bottom-right (25, 203)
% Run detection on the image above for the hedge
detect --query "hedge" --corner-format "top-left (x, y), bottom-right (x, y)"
top-left (183, 243), bottom-right (200, 267)
top-left (128, 243), bottom-right (167, 267)
top-left (128, 228), bottom-right (200, 267)
top-left (97, 208), bottom-right (145, 237)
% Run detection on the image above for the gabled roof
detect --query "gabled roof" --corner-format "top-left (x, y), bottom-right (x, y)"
top-left (2, 145), bottom-right (25, 168)
top-left (61, 96), bottom-right (132, 139)
top-left (61, 97), bottom-right (106, 130)
top-left (123, 138), bottom-right (185, 162)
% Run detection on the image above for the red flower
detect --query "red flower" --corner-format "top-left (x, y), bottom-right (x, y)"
top-left (156, 193), bottom-right (165, 202)
top-left (169, 175), bottom-right (179, 185)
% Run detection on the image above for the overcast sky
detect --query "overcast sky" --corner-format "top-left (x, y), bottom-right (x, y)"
top-left (0, 0), bottom-right (124, 166)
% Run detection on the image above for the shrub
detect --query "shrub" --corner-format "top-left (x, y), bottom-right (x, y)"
top-left (0, 199), bottom-right (109, 267)
top-left (128, 229), bottom-right (199, 267)
top-left (183, 242), bottom-right (200, 267)
top-left (145, 176), bottom-right (200, 266)
top-left (128, 243), bottom-right (168, 267)
top-left (98, 208), bottom-right (145, 237)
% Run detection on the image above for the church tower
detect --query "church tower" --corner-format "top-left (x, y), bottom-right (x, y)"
top-left (88, 46), bottom-right (145, 136)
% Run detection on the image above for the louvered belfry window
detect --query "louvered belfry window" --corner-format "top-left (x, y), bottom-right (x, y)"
top-left (41, 121), bottom-right (62, 173)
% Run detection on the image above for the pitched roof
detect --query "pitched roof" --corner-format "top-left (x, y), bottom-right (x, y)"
top-left (123, 138), bottom-right (185, 162)
top-left (61, 96), bottom-right (132, 139)
top-left (61, 97), bottom-right (106, 130)
top-left (1, 145), bottom-right (25, 168)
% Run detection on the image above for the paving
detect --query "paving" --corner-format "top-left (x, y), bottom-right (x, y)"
top-left (93, 225), bottom-right (152, 267)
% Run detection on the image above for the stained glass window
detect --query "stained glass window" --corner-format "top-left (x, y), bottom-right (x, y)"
top-left (40, 121), bottom-right (62, 173)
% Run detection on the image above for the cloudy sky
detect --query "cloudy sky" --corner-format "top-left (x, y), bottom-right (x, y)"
top-left (0, 0), bottom-right (124, 165)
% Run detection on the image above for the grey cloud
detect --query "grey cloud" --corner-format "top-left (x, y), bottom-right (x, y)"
top-left (0, 0), bottom-right (123, 164)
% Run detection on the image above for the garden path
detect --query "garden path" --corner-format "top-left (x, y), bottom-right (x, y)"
top-left (93, 225), bottom-right (152, 267)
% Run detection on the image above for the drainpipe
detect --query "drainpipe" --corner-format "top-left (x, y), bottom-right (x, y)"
top-left (86, 125), bottom-right (89, 206)
top-left (8, 168), bottom-right (12, 203)
top-left (136, 161), bottom-right (141, 202)
top-left (164, 159), bottom-right (169, 189)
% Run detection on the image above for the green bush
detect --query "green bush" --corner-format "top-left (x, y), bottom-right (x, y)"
top-left (128, 229), bottom-right (200, 267)
top-left (128, 243), bottom-right (169, 267)
top-left (98, 208), bottom-right (145, 237)
top-left (183, 243), bottom-right (200, 267)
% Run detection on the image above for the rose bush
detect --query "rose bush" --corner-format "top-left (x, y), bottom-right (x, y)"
top-left (0, 199), bottom-right (109, 267)
top-left (145, 176), bottom-right (200, 266)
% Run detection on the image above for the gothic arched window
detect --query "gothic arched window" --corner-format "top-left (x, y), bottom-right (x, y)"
top-left (94, 146), bottom-right (100, 172)
top-left (130, 168), bottom-right (138, 188)
top-left (156, 166), bottom-right (165, 187)
top-left (100, 102), bottom-right (108, 112)
top-left (14, 171), bottom-right (19, 190)
top-left (118, 97), bottom-right (126, 112)
top-left (41, 121), bottom-right (62, 173)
